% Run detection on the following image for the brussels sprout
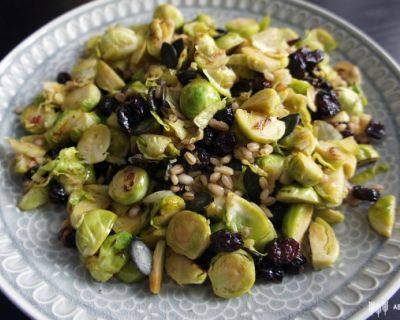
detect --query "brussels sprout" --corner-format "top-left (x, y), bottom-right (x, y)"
top-left (115, 260), bottom-right (145, 283)
top-left (99, 27), bottom-right (138, 61)
top-left (309, 217), bottom-right (340, 269)
top-left (259, 15), bottom-right (270, 30)
top-left (356, 144), bottom-right (380, 165)
top-left (179, 79), bottom-right (221, 119)
top-left (195, 13), bottom-right (216, 29)
top-left (314, 168), bottom-right (347, 207)
top-left (314, 208), bottom-right (344, 224)
top-left (68, 189), bottom-right (111, 229)
top-left (77, 124), bottom-right (111, 164)
top-left (18, 186), bottom-right (49, 211)
top-left (224, 192), bottom-right (277, 252)
top-left (235, 109), bottom-right (285, 144)
top-left (276, 185), bottom-right (321, 204)
top-left (206, 196), bottom-right (226, 220)
top-left (108, 166), bottom-right (150, 205)
top-left (289, 79), bottom-right (311, 95)
top-left (107, 128), bottom-right (130, 161)
top-left (296, 28), bottom-right (337, 52)
top-left (241, 47), bottom-right (287, 73)
top-left (62, 83), bottom-right (101, 111)
top-left (76, 209), bottom-right (117, 257)
top-left (315, 138), bottom-right (358, 170)
top-left (335, 61), bottom-right (362, 85)
top-left (256, 154), bottom-right (285, 180)
top-left (72, 57), bottom-right (98, 82)
top-left (166, 211), bottom-right (211, 260)
top-left (368, 195), bottom-right (396, 238)
top-left (140, 226), bottom-right (166, 249)
top-left (342, 154), bottom-right (357, 179)
top-left (70, 112), bottom-right (101, 142)
top-left (215, 32), bottom-right (244, 51)
top-left (183, 21), bottom-right (212, 37)
top-left (86, 231), bottom-right (132, 282)
top-left (147, 19), bottom-right (175, 58)
top-left (208, 249), bottom-right (255, 298)
top-left (241, 88), bottom-right (289, 117)
top-left (149, 240), bottom-right (166, 294)
top-left (7, 138), bottom-right (46, 159)
top-left (337, 87), bottom-right (363, 115)
top-left (251, 27), bottom-right (296, 53)
top-left (153, 4), bottom-right (184, 29)
top-left (136, 134), bottom-right (180, 160)
top-left (194, 34), bottom-right (228, 69)
top-left (95, 60), bottom-right (126, 92)
top-left (279, 126), bottom-right (317, 155)
top-left (282, 204), bottom-right (313, 242)
top-left (287, 153), bottom-right (324, 187)
top-left (225, 18), bottom-right (260, 37)
top-left (151, 195), bottom-right (185, 227)
top-left (203, 67), bottom-right (237, 97)
top-left (165, 249), bottom-right (207, 285)
top-left (20, 104), bottom-right (57, 134)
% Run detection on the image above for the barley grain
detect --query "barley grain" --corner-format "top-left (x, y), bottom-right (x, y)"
top-left (259, 177), bottom-right (269, 190)
top-left (210, 157), bottom-right (221, 166)
top-left (210, 172), bottom-right (221, 183)
top-left (215, 165), bottom-right (234, 176)
top-left (221, 175), bottom-right (233, 189)
top-left (178, 173), bottom-right (194, 185)
top-left (208, 118), bottom-right (229, 132)
top-left (170, 164), bottom-right (184, 175)
top-left (184, 152), bottom-right (197, 165)
top-left (247, 142), bottom-right (260, 152)
top-left (171, 174), bottom-right (179, 185)
top-left (208, 183), bottom-right (225, 197)
top-left (182, 192), bottom-right (195, 201)
top-left (221, 154), bottom-right (232, 164)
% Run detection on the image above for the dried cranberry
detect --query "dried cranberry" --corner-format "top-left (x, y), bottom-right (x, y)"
top-left (284, 254), bottom-right (307, 274)
top-left (352, 185), bottom-right (380, 202)
top-left (48, 179), bottom-right (68, 204)
top-left (47, 145), bottom-right (64, 159)
top-left (287, 38), bottom-right (300, 46)
top-left (116, 94), bottom-right (150, 135)
top-left (265, 237), bottom-right (300, 265)
top-left (56, 72), bottom-right (71, 84)
top-left (211, 229), bottom-right (244, 252)
top-left (257, 265), bottom-right (284, 282)
top-left (252, 75), bottom-right (272, 93)
top-left (288, 48), bottom-right (324, 79)
top-left (201, 126), bottom-right (216, 147)
top-left (315, 89), bottom-right (341, 118)
top-left (341, 128), bottom-right (353, 138)
top-left (231, 79), bottom-right (252, 97)
top-left (178, 147), bottom-right (211, 172)
top-left (96, 96), bottom-right (118, 117)
top-left (366, 120), bottom-right (386, 140)
top-left (210, 131), bottom-right (237, 156)
top-left (214, 105), bottom-right (235, 126)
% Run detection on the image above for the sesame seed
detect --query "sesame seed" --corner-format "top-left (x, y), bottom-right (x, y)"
top-left (215, 165), bottom-right (234, 176)
top-left (178, 173), bottom-right (194, 185)
top-left (184, 151), bottom-right (197, 165)
top-left (208, 183), bottom-right (225, 197)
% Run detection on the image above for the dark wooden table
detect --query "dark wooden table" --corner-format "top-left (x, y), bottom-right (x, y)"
top-left (0, 0), bottom-right (399, 319)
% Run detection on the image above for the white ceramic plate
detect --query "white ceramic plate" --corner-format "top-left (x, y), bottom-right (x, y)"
top-left (1, 0), bottom-right (400, 319)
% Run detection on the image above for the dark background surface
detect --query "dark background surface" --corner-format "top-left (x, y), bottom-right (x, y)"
top-left (0, 0), bottom-right (399, 319)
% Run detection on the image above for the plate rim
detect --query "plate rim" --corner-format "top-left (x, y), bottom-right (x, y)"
top-left (0, 0), bottom-right (399, 319)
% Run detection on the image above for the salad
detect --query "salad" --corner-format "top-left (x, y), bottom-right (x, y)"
top-left (8, 4), bottom-right (396, 298)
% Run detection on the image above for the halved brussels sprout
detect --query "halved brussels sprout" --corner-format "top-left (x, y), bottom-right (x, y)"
top-left (314, 168), bottom-right (347, 207)
top-left (312, 120), bottom-right (342, 141)
top-left (235, 109), bottom-right (285, 144)
top-left (107, 128), bottom-right (130, 161)
top-left (335, 61), bottom-right (362, 85)
top-left (149, 240), bottom-right (166, 294)
top-left (356, 144), bottom-right (380, 165)
top-left (256, 154), bottom-right (285, 184)
top-left (108, 166), bottom-right (150, 205)
top-left (70, 112), bottom-right (101, 142)
top-left (136, 134), bottom-right (180, 160)
top-left (18, 186), bottom-right (48, 211)
top-left (194, 34), bottom-right (228, 69)
top-left (62, 83), bottom-right (101, 111)
top-left (289, 79), bottom-right (311, 95)
top-left (225, 18), bottom-right (260, 37)
top-left (140, 226), bottom-right (166, 249)
top-left (203, 67), bottom-right (237, 97)
top-left (224, 192), bottom-right (277, 252)
top-left (113, 208), bottom-right (150, 235)
top-left (287, 153), bottom-right (324, 187)
top-left (337, 87), bottom-right (363, 115)
top-left (152, 195), bottom-right (185, 227)
top-left (165, 249), bottom-right (207, 285)
top-left (21, 104), bottom-right (57, 134)
top-left (350, 163), bottom-right (389, 185)
top-left (166, 210), bottom-right (211, 260)
top-left (241, 46), bottom-right (287, 73)
top-left (99, 26), bottom-right (138, 61)
top-left (314, 207), bottom-right (344, 224)
top-left (276, 185), bottom-right (321, 204)
top-left (86, 231), bottom-right (132, 282)
top-left (206, 196), bottom-right (226, 220)
top-left (282, 204), bottom-right (313, 242)
top-left (77, 124), bottom-right (111, 164)
top-left (68, 188), bottom-right (111, 229)
top-left (296, 28), bottom-right (337, 52)
top-left (208, 249), bottom-right (255, 298)
top-left (95, 60), bottom-right (126, 92)
top-left (7, 138), bottom-right (46, 160)
top-left (183, 21), bottom-right (213, 37)
top-left (76, 209), bottom-right (117, 257)
top-left (309, 217), bottom-right (340, 269)
top-left (215, 32), bottom-right (245, 51)
top-left (179, 79), bottom-right (221, 119)
top-left (115, 260), bottom-right (145, 283)
top-left (240, 88), bottom-right (289, 117)
top-left (196, 13), bottom-right (217, 29)
top-left (250, 28), bottom-right (296, 53)
top-left (153, 4), bottom-right (184, 29)
top-left (72, 57), bottom-right (98, 82)
top-left (279, 125), bottom-right (317, 155)
top-left (368, 195), bottom-right (396, 238)
top-left (147, 18), bottom-right (175, 58)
